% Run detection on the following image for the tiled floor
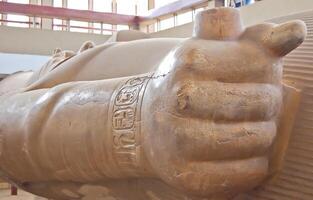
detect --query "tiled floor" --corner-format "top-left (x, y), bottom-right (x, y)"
top-left (0, 189), bottom-right (47, 200)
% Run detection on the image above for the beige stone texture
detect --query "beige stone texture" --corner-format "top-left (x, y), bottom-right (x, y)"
top-left (0, 7), bottom-right (310, 200)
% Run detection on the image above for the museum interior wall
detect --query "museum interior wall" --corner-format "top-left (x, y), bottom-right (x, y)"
top-left (0, 25), bottom-right (111, 56)
top-left (150, 0), bottom-right (313, 38)
top-left (1, 0), bottom-right (313, 57)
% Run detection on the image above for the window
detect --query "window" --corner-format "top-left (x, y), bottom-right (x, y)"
top-left (6, 0), bottom-right (29, 27)
top-left (7, 0), bottom-right (29, 3)
top-left (68, 0), bottom-right (88, 10)
top-left (159, 17), bottom-right (174, 31)
top-left (53, 0), bottom-right (62, 7)
top-left (29, 0), bottom-right (41, 4)
top-left (93, 0), bottom-right (112, 12)
top-left (52, 0), bottom-right (63, 30)
top-left (117, 25), bottom-right (129, 31)
top-left (70, 20), bottom-right (89, 33)
top-left (155, 22), bottom-right (158, 32)
top-left (67, 0), bottom-right (89, 32)
top-left (7, 14), bottom-right (29, 28)
top-left (94, 23), bottom-right (113, 35)
top-left (155, 0), bottom-right (177, 8)
top-left (53, 19), bottom-right (63, 30)
top-left (177, 11), bottom-right (192, 26)
top-left (116, 0), bottom-right (136, 15)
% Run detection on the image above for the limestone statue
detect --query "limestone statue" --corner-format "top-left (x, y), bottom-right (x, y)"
top-left (0, 7), bottom-right (308, 200)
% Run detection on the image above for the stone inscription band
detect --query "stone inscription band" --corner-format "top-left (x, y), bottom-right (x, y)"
top-left (110, 75), bottom-right (151, 174)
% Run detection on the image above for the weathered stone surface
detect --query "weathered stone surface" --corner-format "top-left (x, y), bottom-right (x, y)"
top-left (240, 10), bottom-right (313, 200)
top-left (0, 7), bottom-right (308, 200)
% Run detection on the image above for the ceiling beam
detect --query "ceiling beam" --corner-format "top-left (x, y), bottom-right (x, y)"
top-left (0, 1), bottom-right (138, 25)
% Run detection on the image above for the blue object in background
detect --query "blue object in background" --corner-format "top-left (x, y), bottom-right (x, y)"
top-left (235, 1), bottom-right (241, 7)
top-left (245, 0), bottom-right (255, 5)
top-left (234, 0), bottom-right (255, 7)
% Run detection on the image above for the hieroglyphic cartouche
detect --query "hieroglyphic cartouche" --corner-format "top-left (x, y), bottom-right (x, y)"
top-left (110, 75), bottom-right (151, 173)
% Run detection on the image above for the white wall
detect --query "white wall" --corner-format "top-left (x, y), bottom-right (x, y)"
top-left (0, 26), bottom-right (111, 74)
top-left (0, 26), bottom-right (111, 56)
top-left (2, 0), bottom-right (312, 56)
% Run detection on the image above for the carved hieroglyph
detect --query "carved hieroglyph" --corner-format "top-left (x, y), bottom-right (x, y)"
top-left (0, 7), bottom-right (308, 200)
top-left (109, 75), bottom-right (151, 174)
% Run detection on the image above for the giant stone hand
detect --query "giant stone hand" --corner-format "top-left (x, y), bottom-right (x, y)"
top-left (0, 7), bottom-right (307, 200)
top-left (141, 8), bottom-right (306, 199)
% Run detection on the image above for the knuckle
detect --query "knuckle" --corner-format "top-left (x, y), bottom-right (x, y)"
top-left (176, 44), bottom-right (208, 69)
top-left (173, 81), bottom-right (196, 112)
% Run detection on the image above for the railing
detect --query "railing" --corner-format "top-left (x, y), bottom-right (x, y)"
top-left (140, 0), bottom-right (209, 32)
top-left (53, 23), bottom-right (117, 32)
top-left (0, 18), bottom-right (39, 25)
top-left (0, 1), bottom-right (139, 24)
top-left (0, 1), bottom-right (138, 33)
top-left (0, 0), bottom-right (212, 34)
top-left (0, 0), bottom-right (258, 34)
